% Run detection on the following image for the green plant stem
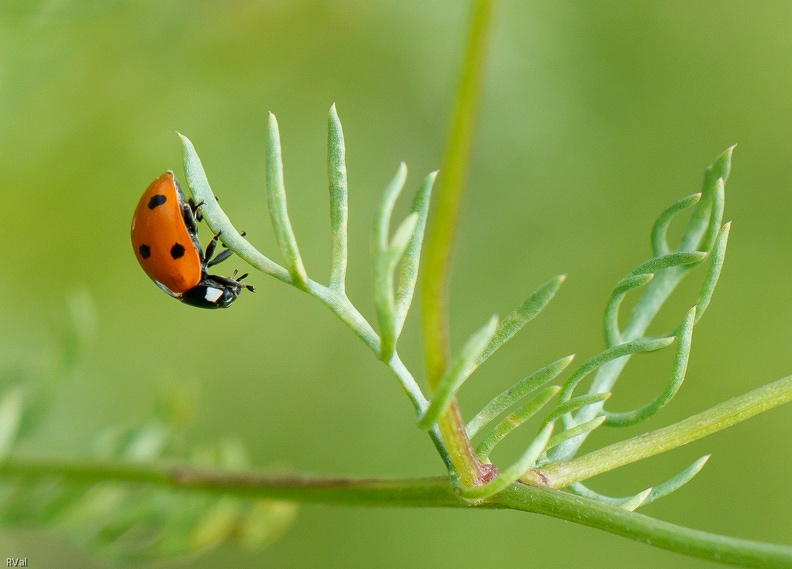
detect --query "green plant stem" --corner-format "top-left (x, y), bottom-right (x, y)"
top-left (529, 374), bottom-right (792, 488)
top-left (420, 0), bottom-right (498, 488)
top-left (2, 457), bottom-right (790, 567)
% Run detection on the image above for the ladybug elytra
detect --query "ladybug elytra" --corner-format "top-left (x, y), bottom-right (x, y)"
top-left (131, 172), bottom-right (253, 309)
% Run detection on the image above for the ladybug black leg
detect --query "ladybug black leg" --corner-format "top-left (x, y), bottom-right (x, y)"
top-left (204, 232), bottom-right (220, 260)
top-left (181, 202), bottom-right (199, 234)
top-left (207, 249), bottom-right (234, 268)
top-left (205, 232), bottom-right (234, 268)
top-left (188, 198), bottom-right (205, 223)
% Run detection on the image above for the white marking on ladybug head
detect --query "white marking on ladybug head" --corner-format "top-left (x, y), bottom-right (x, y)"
top-left (204, 287), bottom-right (223, 303)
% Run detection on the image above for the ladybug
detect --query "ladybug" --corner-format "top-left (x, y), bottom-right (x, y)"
top-left (131, 172), bottom-right (254, 309)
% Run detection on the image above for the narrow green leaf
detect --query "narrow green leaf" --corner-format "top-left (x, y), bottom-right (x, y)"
top-left (695, 222), bottom-right (730, 323)
top-left (620, 488), bottom-right (653, 512)
top-left (680, 145), bottom-right (733, 253)
top-left (476, 385), bottom-right (560, 460)
top-left (178, 133), bottom-right (289, 282)
top-left (418, 316), bottom-right (499, 430)
top-left (466, 355), bottom-right (574, 439)
top-left (542, 392), bottom-right (610, 427)
top-left (395, 172), bottom-right (436, 335)
top-left (700, 177), bottom-right (725, 253)
top-left (327, 104), bottom-right (348, 293)
top-left (474, 275), bottom-right (566, 369)
top-left (568, 482), bottom-right (652, 510)
top-left (605, 307), bottom-right (695, 427)
top-left (563, 456), bottom-right (710, 509)
top-left (373, 163), bottom-right (408, 251)
top-left (559, 337), bottom-right (676, 405)
top-left (644, 455), bottom-right (710, 506)
top-left (266, 112), bottom-right (308, 288)
top-left (388, 212), bottom-right (420, 261)
top-left (373, 165), bottom-right (409, 362)
top-left (460, 423), bottom-right (554, 501)
top-left (0, 387), bottom-right (23, 461)
top-left (604, 273), bottom-right (655, 347)
top-left (651, 193), bottom-right (702, 257)
top-left (628, 251), bottom-right (707, 278)
top-left (545, 416), bottom-right (606, 453)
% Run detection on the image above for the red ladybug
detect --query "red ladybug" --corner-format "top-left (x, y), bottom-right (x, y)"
top-left (131, 172), bottom-right (253, 308)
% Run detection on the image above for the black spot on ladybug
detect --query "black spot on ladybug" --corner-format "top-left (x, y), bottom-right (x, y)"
top-left (148, 195), bottom-right (167, 209)
top-left (170, 243), bottom-right (186, 259)
top-left (139, 244), bottom-right (151, 259)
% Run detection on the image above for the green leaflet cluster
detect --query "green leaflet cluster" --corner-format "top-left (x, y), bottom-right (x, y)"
top-left (0, 299), bottom-right (296, 562)
top-left (181, 107), bottom-right (734, 507)
top-left (441, 147), bottom-right (732, 504)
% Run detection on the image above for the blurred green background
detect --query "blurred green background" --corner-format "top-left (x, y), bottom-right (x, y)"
top-left (1, 1), bottom-right (791, 567)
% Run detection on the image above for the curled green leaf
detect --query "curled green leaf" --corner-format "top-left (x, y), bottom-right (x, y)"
top-left (559, 337), bottom-right (676, 406)
top-left (695, 222), bottom-right (730, 323)
top-left (604, 307), bottom-right (695, 427)
top-left (652, 193), bottom-right (702, 257)
top-left (604, 273), bottom-right (655, 347)
top-left (628, 251), bottom-right (707, 278)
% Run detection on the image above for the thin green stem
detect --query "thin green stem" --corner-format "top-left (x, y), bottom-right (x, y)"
top-left (2, 457), bottom-right (790, 566)
top-left (495, 484), bottom-right (792, 568)
top-left (420, 0), bottom-right (498, 488)
top-left (422, 0), bottom-right (497, 387)
top-left (531, 374), bottom-right (792, 488)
